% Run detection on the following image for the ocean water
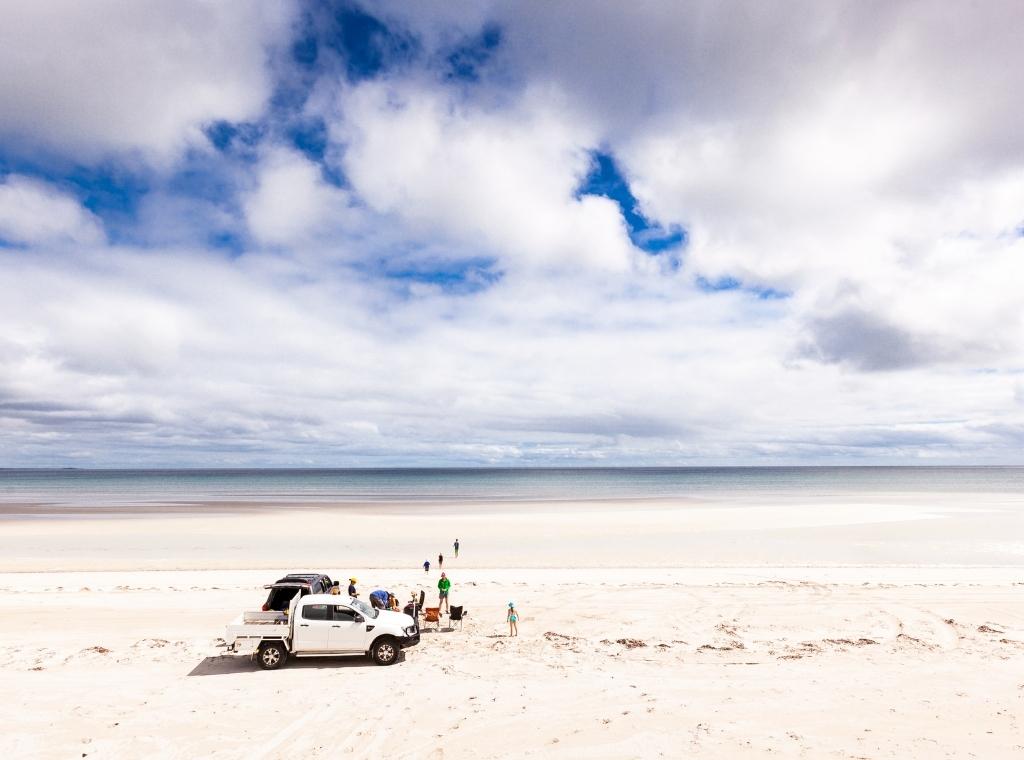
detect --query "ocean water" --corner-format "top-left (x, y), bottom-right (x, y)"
top-left (1, 467), bottom-right (1023, 508)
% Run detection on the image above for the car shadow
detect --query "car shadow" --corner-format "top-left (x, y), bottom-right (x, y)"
top-left (187, 650), bottom-right (406, 676)
top-left (417, 625), bottom-right (465, 634)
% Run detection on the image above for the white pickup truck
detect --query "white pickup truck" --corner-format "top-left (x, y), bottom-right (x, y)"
top-left (225, 594), bottom-right (420, 669)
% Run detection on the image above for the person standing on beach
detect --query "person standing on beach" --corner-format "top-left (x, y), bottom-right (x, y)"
top-left (423, 559), bottom-right (430, 573)
top-left (437, 572), bottom-right (451, 613)
top-left (507, 601), bottom-right (519, 637)
top-left (438, 553), bottom-right (444, 569)
top-left (347, 577), bottom-right (358, 598)
top-left (454, 538), bottom-right (459, 558)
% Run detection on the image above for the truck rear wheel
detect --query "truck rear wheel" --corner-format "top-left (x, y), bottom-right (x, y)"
top-left (371, 636), bottom-right (399, 666)
top-left (257, 641), bottom-right (287, 670)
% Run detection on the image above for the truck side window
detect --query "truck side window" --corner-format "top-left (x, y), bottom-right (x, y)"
top-left (302, 604), bottom-right (331, 621)
top-left (333, 606), bottom-right (356, 622)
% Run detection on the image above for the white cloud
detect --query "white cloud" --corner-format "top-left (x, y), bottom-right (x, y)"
top-left (0, 175), bottom-right (105, 246)
top-left (335, 83), bottom-right (638, 272)
top-left (0, 0), bottom-right (295, 160)
top-left (243, 148), bottom-right (357, 247)
top-left (3, 243), bottom-right (1022, 467)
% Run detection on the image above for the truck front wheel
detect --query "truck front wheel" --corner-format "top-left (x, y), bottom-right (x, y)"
top-left (371, 636), bottom-right (399, 666)
top-left (257, 641), bottom-right (287, 670)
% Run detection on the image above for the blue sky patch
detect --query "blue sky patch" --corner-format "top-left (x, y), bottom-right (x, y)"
top-left (577, 151), bottom-right (686, 255)
top-left (0, 154), bottom-right (148, 235)
top-left (696, 275), bottom-right (790, 300)
top-left (206, 230), bottom-right (246, 255)
top-left (365, 256), bottom-right (503, 296)
top-left (444, 24), bottom-right (502, 82)
top-left (64, 164), bottom-right (151, 243)
top-left (287, 118), bottom-right (328, 162)
top-left (322, 2), bottom-right (420, 83)
top-left (292, 29), bottom-right (319, 69)
top-left (166, 154), bottom-right (240, 204)
top-left (204, 121), bottom-right (264, 154)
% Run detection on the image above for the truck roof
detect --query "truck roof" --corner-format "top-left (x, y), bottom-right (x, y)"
top-left (277, 573), bottom-right (331, 583)
top-left (265, 573), bottom-right (334, 590)
top-left (301, 593), bottom-right (358, 605)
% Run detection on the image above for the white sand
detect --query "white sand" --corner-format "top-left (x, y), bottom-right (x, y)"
top-left (2, 497), bottom-right (1023, 758)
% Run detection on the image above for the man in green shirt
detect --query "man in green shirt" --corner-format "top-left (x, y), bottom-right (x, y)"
top-left (437, 572), bottom-right (451, 613)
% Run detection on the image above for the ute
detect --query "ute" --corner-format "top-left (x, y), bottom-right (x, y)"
top-left (225, 593), bottom-right (420, 669)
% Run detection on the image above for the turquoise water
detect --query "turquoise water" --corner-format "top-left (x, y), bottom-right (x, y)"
top-left (1, 467), bottom-right (1023, 507)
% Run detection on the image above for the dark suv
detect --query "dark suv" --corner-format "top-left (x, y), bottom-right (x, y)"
top-left (261, 573), bottom-right (335, 611)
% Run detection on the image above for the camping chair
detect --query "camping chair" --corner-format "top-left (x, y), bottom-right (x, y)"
top-left (423, 607), bottom-right (441, 630)
top-left (407, 590), bottom-right (428, 619)
top-left (448, 605), bottom-right (467, 631)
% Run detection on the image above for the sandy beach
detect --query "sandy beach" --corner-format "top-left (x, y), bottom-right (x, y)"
top-left (2, 495), bottom-right (1023, 759)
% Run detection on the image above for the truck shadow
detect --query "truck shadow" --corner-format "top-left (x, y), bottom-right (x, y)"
top-left (187, 651), bottom-right (406, 677)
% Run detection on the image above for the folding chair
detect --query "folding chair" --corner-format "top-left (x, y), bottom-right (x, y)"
top-left (423, 607), bottom-right (441, 630)
top-left (448, 605), bottom-right (467, 631)
top-left (407, 590), bottom-right (428, 620)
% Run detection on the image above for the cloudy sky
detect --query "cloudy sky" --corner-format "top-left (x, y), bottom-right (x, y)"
top-left (1, 0), bottom-right (1023, 467)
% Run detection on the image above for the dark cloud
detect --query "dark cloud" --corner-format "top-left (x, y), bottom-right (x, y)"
top-left (0, 400), bottom-right (158, 428)
top-left (799, 308), bottom-right (957, 371)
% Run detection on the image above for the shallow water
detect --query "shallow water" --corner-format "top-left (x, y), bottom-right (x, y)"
top-left (2, 466), bottom-right (1024, 508)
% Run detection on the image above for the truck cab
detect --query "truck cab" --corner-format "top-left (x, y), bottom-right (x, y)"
top-left (226, 594), bottom-right (420, 669)
top-left (295, 597), bottom-right (401, 653)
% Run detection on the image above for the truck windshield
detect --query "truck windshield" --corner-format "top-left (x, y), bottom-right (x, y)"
top-left (349, 597), bottom-right (378, 619)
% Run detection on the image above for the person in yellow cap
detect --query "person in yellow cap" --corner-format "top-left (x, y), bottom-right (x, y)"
top-left (347, 577), bottom-right (358, 597)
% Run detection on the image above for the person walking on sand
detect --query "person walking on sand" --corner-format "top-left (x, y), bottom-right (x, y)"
top-left (507, 601), bottom-right (519, 637)
top-left (423, 559), bottom-right (430, 573)
top-left (438, 553), bottom-right (444, 569)
top-left (437, 572), bottom-right (451, 613)
top-left (347, 577), bottom-right (358, 598)
top-left (454, 538), bottom-right (459, 558)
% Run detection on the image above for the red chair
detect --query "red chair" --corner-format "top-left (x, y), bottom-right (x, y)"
top-left (423, 607), bottom-right (441, 630)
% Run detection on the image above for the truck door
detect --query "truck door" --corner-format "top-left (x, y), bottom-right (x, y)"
top-left (294, 602), bottom-right (333, 651)
top-left (329, 605), bottom-right (369, 652)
